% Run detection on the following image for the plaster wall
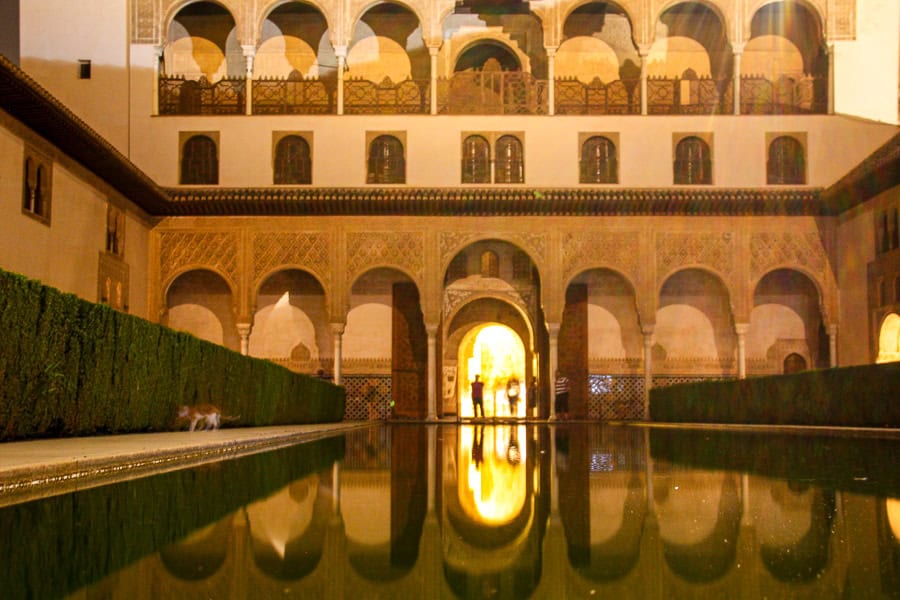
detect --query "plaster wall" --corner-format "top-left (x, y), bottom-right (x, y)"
top-left (832, 0), bottom-right (900, 125)
top-left (837, 184), bottom-right (900, 365)
top-left (19, 0), bottom-right (131, 152)
top-left (0, 113), bottom-right (153, 319)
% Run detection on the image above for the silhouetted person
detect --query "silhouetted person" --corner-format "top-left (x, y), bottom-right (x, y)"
top-left (506, 377), bottom-right (520, 417)
top-left (471, 374), bottom-right (485, 418)
top-left (472, 425), bottom-right (484, 468)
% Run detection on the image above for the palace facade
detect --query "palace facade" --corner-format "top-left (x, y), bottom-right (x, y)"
top-left (2, 0), bottom-right (899, 420)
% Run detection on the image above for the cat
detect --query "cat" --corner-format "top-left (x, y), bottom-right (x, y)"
top-left (176, 404), bottom-right (238, 432)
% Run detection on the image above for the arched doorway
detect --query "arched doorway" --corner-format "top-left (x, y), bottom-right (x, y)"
top-left (457, 322), bottom-right (527, 419)
top-left (877, 313), bottom-right (900, 363)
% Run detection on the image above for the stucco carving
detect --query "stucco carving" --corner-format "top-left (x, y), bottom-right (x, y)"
top-left (347, 231), bottom-right (425, 283)
top-left (656, 232), bottom-right (734, 283)
top-left (252, 232), bottom-right (330, 286)
top-left (132, 0), bottom-right (159, 44)
top-left (439, 231), bottom-right (546, 269)
top-left (159, 231), bottom-right (239, 286)
top-left (750, 231), bottom-right (828, 282)
top-left (562, 231), bottom-right (640, 285)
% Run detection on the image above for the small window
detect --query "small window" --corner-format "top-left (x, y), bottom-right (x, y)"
top-left (78, 60), bottom-right (92, 79)
top-left (580, 136), bottom-right (618, 184)
top-left (767, 136), bottom-right (806, 185)
top-left (495, 135), bottom-right (523, 184)
top-left (461, 135), bottom-right (490, 183)
top-left (674, 136), bottom-right (711, 185)
top-left (22, 150), bottom-right (52, 224)
top-left (106, 205), bottom-right (125, 257)
top-left (367, 135), bottom-right (405, 184)
top-left (480, 251), bottom-right (499, 278)
top-left (274, 135), bottom-right (311, 184)
top-left (180, 135), bottom-right (218, 185)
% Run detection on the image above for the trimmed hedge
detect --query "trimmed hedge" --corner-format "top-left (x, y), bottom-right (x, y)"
top-left (650, 362), bottom-right (900, 427)
top-left (0, 268), bottom-right (345, 440)
top-left (0, 435), bottom-right (344, 600)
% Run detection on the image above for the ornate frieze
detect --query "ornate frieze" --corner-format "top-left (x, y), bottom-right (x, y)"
top-left (131, 0), bottom-right (159, 44)
top-left (656, 232), bottom-right (735, 281)
top-left (750, 231), bottom-right (828, 282)
top-left (439, 231), bottom-right (547, 268)
top-left (562, 231), bottom-right (641, 284)
top-left (347, 231), bottom-right (425, 283)
top-left (158, 231), bottom-right (239, 286)
top-left (252, 232), bottom-right (330, 286)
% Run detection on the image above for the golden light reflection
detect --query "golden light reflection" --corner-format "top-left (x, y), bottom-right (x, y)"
top-left (887, 498), bottom-right (900, 540)
top-left (877, 313), bottom-right (900, 364)
top-left (459, 425), bottom-right (527, 525)
top-left (458, 323), bottom-right (526, 418)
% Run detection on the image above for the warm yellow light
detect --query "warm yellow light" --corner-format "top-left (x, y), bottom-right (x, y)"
top-left (458, 426), bottom-right (527, 525)
top-left (888, 498), bottom-right (900, 540)
top-left (458, 323), bottom-right (526, 418)
top-left (877, 314), bottom-right (900, 364)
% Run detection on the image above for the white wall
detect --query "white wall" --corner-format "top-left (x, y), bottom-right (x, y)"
top-left (833, 0), bottom-right (900, 124)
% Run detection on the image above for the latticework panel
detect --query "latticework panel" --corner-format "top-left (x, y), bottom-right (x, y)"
top-left (588, 374), bottom-right (645, 421)
top-left (343, 375), bottom-right (392, 421)
top-left (343, 422), bottom-right (391, 470)
top-left (652, 375), bottom-right (733, 388)
top-left (587, 424), bottom-right (647, 471)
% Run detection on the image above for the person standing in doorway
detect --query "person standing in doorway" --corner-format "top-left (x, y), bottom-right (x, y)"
top-left (506, 377), bottom-right (520, 418)
top-left (471, 374), bottom-right (485, 419)
top-left (555, 370), bottom-right (570, 420)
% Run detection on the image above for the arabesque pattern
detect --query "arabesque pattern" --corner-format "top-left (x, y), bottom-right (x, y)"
top-left (750, 231), bottom-right (828, 282)
top-left (159, 231), bottom-right (239, 286)
top-left (347, 231), bottom-right (425, 283)
top-left (252, 232), bottom-right (330, 286)
top-left (657, 232), bottom-right (734, 281)
top-left (562, 231), bottom-right (640, 283)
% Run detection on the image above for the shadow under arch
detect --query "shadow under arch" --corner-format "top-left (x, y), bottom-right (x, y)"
top-left (255, 0), bottom-right (334, 45)
top-left (159, 517), bottom-right (232, 581)
top-left (164, 267), bottom-right (239, 349)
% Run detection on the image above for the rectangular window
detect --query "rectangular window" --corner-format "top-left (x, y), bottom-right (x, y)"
top-left (78, 59), bottom-right (91, 79)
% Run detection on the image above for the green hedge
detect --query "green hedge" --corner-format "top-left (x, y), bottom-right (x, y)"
top-left (0, 435), bottom-right (344, 600)
top-left (650, 362), bottom-right (900, 427)
top-left (0, 268), bottom-right (345, 440)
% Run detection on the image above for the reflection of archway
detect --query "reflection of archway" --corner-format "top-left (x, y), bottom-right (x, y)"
top-left (783, 352), bottom-right (807, 374)
top-left (457, 323), bottom-right (526, 418)
top-left (878, 313), bottom-right (900, 363)
top-left (160, 517), bottom-right (232, 581)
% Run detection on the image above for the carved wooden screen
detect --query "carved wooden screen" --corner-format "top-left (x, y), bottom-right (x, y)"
top-left (767, 136), bottom-right (806, 184)
top-left (559, 284), bottom-right (589, 418)
top-left (461, 135), bottom-right (490, 183)
top-left (392, 282), bottom-right (427, 418)
top-left (580, 136), bottom-right (618, 183)
top-left (367, 135), bottom-right (405, 184)
top-left (181, 135), bottom-right (218, 184)
top-left (495, 135), bottom-right (524, 183)
top-left (673, 136), bottom-right (711, 184)
top-left (274, 135), bottom-right (312, 184)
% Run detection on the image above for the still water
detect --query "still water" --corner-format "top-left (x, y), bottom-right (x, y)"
top-left (2, 424), bottom-right (900, 599)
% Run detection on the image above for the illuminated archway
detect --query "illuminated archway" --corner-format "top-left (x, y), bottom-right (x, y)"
top-left (877, 313), bottom-right (900, 364)
top-left (458, 323), bottom-right (527, 418)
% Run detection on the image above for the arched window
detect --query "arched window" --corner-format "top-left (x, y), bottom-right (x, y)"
top-left (480, 251), bottom-right (499, 278)
top-left (274, 135), bottom-right (311, 184)
top-left (22, 151), bottom-right (51, 222)
top-left (34, 165), bottom-right (46, 215)
top-left (674, 136), bottom-right (711, 185)
top-left (783, 353), bottom-right (807, 374)
top-left (461, 135), bottom-right (490, 183)
top-left (580, 136), bottom-right (618, 183)
top-left (367, 135), bottom-right (405, 184)
top-left (767, 136), bottom-right (806, 185)
top-left (495, 135), bottom-right (523, 183)
top-left (22, 157), bottom-right (34, 212)
top-left (181, 135), bottom-right (218, 185)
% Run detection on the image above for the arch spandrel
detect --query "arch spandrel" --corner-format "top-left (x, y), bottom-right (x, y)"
top-left (158, 230), bottom-right (241, 294)
top-left (439, 232), bottom-right (548, 276)
top-left (746, 0), bottom-right (827, 42)
top-left (557, 0), bottom-right (645, 46)
top-left (651, 0), bottom-right (736, 47)
top-left (250, 231), bottom-right (332, 291)
top-left (655, 231), bottom-right (738, 305)
top-left (348, 0), bottom-right (429, 37)
top-left (443, 31), bottom-right (534, 75)
top-left (346, 231), bottom-right (426, 293)
top-left (160, 0), bottom-right (247, 46)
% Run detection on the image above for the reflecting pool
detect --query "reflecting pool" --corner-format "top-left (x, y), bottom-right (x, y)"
top-left (2, 424), bottom-right (900, 599)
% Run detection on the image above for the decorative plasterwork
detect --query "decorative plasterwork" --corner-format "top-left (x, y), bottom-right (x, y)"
top-left (439, 231), bottom-right (547, 269)
top-left (131, 0), bottom-right (160, 44)
top-left (347, 231), bottom-right (425, 283)
top-left (656, 232), bottom-right (735, 284)
top-left (252, 232), bottom-right (330, 287)
top-left (158, 231), bottom-right (239, 287)
top-left (442, 276), bottom-right (533, 321)
top-left (562, 231), bottom-right (641, 285)
top-left (750, 231), bottom-right (828, 282)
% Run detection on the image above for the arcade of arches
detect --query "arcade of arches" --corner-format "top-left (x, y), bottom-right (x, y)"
top-left (156, 217), bottom-right (838, 420)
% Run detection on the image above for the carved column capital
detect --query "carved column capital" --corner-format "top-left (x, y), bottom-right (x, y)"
top-left (330, 322), bottom-right (346, 336)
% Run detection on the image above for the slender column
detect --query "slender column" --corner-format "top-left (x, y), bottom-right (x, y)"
top-left (427, 425), bottom-right (436, 512)
top-left (735, 323), bottom-right (750, 379)
top-left (642, 326), bottom-right (654, 419)
top-left (332, 462), bottom-right (341, 514)
top-left (741, 473), bottom-right (751, 525)
top-left (335, 46), bottom-right (347, 115)
top-left (828, 324), bottom-right (838, 367)
top-left (331, 323), bottom-right (345, 384)
top-left (429, 46), bottom-right (439, 115)
top-left (638, 45), bottom-right (650, 115)
top-left (152, 45), bottom-right (163, 116)
top-left (236, 323), bottom-right (252, 356)
top-left (548, 323), bottom-right (560, 420)
top-left (426, 323), bottom-right (438, 420)
top-left (732, 43), bottom-right (745, 115)
top-left (242, 45), bottom-right (255, 115)
top-left (546, 46), bottom-right (557, 115)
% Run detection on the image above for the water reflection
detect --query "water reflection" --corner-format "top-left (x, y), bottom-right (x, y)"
top-left (2, 425), bottom-right (900, 599)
